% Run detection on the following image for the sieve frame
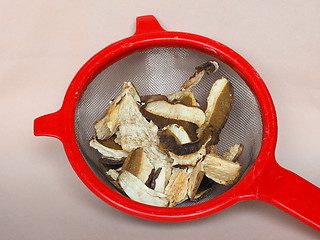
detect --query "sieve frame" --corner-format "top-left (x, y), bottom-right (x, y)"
top-left (34, 15), bottom-right (320, 230)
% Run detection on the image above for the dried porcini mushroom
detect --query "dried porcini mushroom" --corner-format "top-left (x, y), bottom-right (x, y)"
top-left (181, 61), bottom-right (219, 90)
top-left (165, 168), bottom-right (190, 207)
top-left (118, 171), bottom-right (169, 207)
top-left (197, 77), bottom-right (234, 143)
top-left (140, 94), bottom-right (168, 103)
top-left (89, 137), bottom-right (129, 164)
top-left (121, 148), bottom-right (154, 186)
top-left (222, 143), bottom-right (244, 162)
top-left (94, 82), bottom-right (140, 140)
top-left (143, 100), bottom-right (206, 127)
top-left (187, 160), bottom-right (205, 200)
top-left (202, 153), bottom-right (241, 185)
top-left (167, 89), bottom-right (200, 107)
top-left (89, 60), bottom-right (245, 208)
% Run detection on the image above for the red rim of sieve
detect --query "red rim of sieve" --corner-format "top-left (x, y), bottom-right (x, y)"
top-left (34, 15), bottom-right (320, 230)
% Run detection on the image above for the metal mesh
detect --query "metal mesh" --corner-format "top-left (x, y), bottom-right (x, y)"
top-left (74, 48), bottom-right (263, 206)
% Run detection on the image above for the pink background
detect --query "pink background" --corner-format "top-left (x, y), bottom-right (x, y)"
top-left (1, 0), bottom-right (319, 239)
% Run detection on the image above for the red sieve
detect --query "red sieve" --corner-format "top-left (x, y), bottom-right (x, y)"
top-left (33, 15), bottom-right (320, 230)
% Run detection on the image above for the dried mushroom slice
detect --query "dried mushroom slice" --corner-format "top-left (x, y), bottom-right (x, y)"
top-left (169, 136), bottom-right (211, 167)
top-left (143, 100), bottom-right (206, 127)
top-left (159, 127), bottom-right (214, 156)
top-left (121, 148), bottom-right (154, 186)
top-left (167, 89), bottom-right (200, 107)
top-left (140, 94), bottom-right (168, 103)
top-left (94, 82), bottom-right (140, 140)
top-left (202, 153), bottom-right (241, 185)
top-left (89, 137), bottom-right (129, 164)
top-left (165, 168), bottom-right (190, 207)
top-left (196, 77), bottom-right (234, 143)
top-left (187, 160), bottom-right (205, 200)
top-left (116, 93), bottom-right (171, 168)
top-left (151, 166), bottom-right (172, 193)
top-left (105, 168), bottom-right (125, 194)
top-left (181, 61), bottom-right (219, 90)
top-left (118, 171), bottom-right (169, 207)
top-left (162, 124), bottom-right (191, 145)
top-left (222, 144), bottom-right (244, 162)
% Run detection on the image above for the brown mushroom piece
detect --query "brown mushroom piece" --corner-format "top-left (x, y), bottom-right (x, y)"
top-left (165, 168), bottom-right (190, 207)
top-left (150, 166), bottom-right (172, 193)
top-left (118, 171), bottom-right (169, 207)
top-left (180, 61), bottom-right (219, 90)
top-left (222, 144), bottom-right (244, 162)
top-left (202, 153), bottom-right (241, 185)
top-left (191, 176), bottom-right (215, 202)
top-left (167, 89), bottom-right (200, 107)
top-left (162, 124), bottom-right (191, 145)
top-left (94, 82), bottom-right (141, 140)
top-left (187, 160), bottom-right (205, 200)
top-left (196, 77), bottom-right (234, 144)
top-left (115, 93), bottom-right (172, 168)
top-left (89, 137), bottom-right (129, 164)
top-left (142, 100), bottom-right (206, 127)
top-left (140, 94), bottom-right (168, 103)
top-left (121, 148), bottom-right (154, 186)
top-left (169, 136), bottom-right (212, 167)
top-left (105, 168), bottom-right (125, 194)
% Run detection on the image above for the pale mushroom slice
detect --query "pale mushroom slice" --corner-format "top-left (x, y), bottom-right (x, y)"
top-left (222, 144), bottom-right (244, 162)
top-left (180, 61), bottom-right (219, 90)
top-left (165, 168), bottom-right (190, 207)
top-left (162, 124), bottom-right (192, 145)
top-left (151, 166), bottom-right (172, 193)
top-left (202, 153), bottom-right (241, 185)
top-left (196, 77), bottom-right (234, 143)
top-left (187, 160), bottom-right (205, 200)
top-left (169, 136), bottom-right (211, 167)
top-left (140, 94), bottom-right (168, 103)
top-left (118, 171), bottom-right (169, 207)
top-left (143, 100), bottom-right (206, 127)
top-left (89, 137), bottom-right (129, 164)
top-left (191, 177), bottom-right (215, 202)
top-left (167, 89), bottom-right (200, 107)
top-left (115, 93), bottom-right (172, 168)
top-left (94, 82), bottom-right (141, 140)
top-left (121, 148), bottom-right (154, 186)
top-left (105, 168), bottom-right (125, 194)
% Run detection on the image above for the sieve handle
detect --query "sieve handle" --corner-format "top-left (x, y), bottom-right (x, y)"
top-left (34, 109), bottom-right (64, 140)
top-left (255, 156), bottom-right (320, 231)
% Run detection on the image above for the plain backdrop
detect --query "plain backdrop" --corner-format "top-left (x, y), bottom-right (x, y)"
top-left (1, 0), bottom-right (319, 239)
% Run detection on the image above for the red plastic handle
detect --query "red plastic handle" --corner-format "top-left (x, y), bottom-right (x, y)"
top-left (255, 156), bottom-right (320, 231)
top-left (34, 109), bottom-right (64, 140)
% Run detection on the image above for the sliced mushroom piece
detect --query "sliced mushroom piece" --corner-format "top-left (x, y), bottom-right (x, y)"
top-left (196, 77), bottom-right (234, 143)
top-left (202, 153), bottom-right (241, 185)
top-left (169, 136), bottom-right (211, 167)
top-left (159, 127), bottom-right (214, 156)
top-left (187, 160), bottom-right (205, 200)
top-left (151, 167), bottom-right (172, 193)
top-left (165, 168), bottom-right (190, 207)
top-left (140, 94), bottom-right (168, 103)
top-left (191, 177), bottom-right (215, 202)
top-left (116, 93), bottom-right (172, 168)
top-left (118, 171), bottom-right (169, 207)
top-left (162, 124), bottom-right (191, 145)
top-left (89, 137), bottom-right (129, 164)
top-left (181, 61), bottom-right (219, 90)
top-left (167, 89), bottom-right (200, 107)
top-left (143, 100), bottom-right (206, 127)
top-left (121, 148), bottom-right (154, 186)
top-left (94, 82), bottom-right (141, 140)
top-left (222, 144), bottom-right (244, 162)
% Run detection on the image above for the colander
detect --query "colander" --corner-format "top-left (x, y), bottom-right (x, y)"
top-left (33, 15), bottom-right (320, 230)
